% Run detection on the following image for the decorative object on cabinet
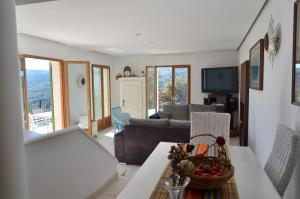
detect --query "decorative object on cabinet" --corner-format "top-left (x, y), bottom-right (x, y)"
top-left (264, 15), bottom-right (281, 67)
top-left (123, 65), bottom-right (132, 77)
top-left (115, 73), bottom-right (123, 80)
top-left (249, 39), bottom-right (264, 90)
top-left (292, 1), bottom-right (300, 106)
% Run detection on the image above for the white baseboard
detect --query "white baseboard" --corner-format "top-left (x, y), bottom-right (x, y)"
top-left (86, 172), bottom-right (119, 199)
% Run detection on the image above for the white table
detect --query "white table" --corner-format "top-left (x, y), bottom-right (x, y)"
top-left (117, 142), bottom-right (281, 199)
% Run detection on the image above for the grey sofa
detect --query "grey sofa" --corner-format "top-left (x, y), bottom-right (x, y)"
top-left (161, 103), bottom-right (224, 121)
top-left (114, 104), bottom-right (223, 165)
top-left (114, 118), bottom-right (190, 165)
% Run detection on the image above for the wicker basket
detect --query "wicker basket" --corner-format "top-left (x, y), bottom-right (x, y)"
top-left (185, 155), bottom-right (234, 190)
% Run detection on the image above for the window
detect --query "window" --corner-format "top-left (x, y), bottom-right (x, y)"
top-left (146, 65), bottom-right (190, 115)
top-left (20, 56), bottom-right (64, 134)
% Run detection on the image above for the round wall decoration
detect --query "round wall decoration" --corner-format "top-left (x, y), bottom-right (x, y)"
top-left (78, 76), bottom-right (86, 87)
top-left (264, 15), bottom-right (281, 66)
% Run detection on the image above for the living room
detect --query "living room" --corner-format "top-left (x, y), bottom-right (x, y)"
top-left (1, 0), bottom-right (300, 199)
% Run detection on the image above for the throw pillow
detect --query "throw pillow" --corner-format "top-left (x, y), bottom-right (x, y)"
top-left (162, 104), bottom-right (189, 120)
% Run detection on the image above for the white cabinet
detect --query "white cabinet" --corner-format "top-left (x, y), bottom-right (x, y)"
top-left (119, 77), bottom-right (146, 119)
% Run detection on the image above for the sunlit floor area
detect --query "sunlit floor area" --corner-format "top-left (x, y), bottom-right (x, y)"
top-left (96, 127), bottom-right (140, 199)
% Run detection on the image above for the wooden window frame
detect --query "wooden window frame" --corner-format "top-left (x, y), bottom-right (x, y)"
top-left (19, 54), bottom-right (65, 130)
top-left (146, 65), bottom-right (191, 113)
top-left (91, 64), bottom-right (112, 132)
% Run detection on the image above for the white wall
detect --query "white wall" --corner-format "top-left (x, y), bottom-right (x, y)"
top-left (25, 128), bottom-right (117, 199)
top-left (0, 1), bottom-right (28, 198)
top-left (238, 0), bottom-right (300, 198)
top-left (67, 63), bottom-right (89, 127)
top-left (112, 50), bottom-right (238, 107)
top-left (18, 34), bottom-right (114, 65)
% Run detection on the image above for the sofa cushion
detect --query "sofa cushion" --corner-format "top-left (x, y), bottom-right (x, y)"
top-left (169, 119), bottom-right (191, 129)
top-left (129, 118), bottom-right (169, 128)
top-left (162, 104), bottom-right (189, 120)
top-left (189, 104), bottom-right (221, 120)
top-left (158, 111), bottom-right (172, 119)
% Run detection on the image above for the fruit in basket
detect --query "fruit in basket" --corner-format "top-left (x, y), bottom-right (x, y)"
top-left (178, 160), bottom-right (195, 174)
top-left (194, 168), bottom-right (204, 176)
top-left (194, 164), bottom-right (224, 177)
top-left (203, 165), bottom-right (212, 173)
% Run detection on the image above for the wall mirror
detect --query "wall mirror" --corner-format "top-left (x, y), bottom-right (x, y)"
top-left (292, 1), bottom-right (300, 106)
top-left (63, 61), bottom-right (92, 134)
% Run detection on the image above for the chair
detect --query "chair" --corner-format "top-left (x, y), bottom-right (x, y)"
top-left (112, 106), bottom-right (130, 133)
top-left (264, 124), bottom-right (299, 196)
top-left (190, 112), bottom-right (231, 145)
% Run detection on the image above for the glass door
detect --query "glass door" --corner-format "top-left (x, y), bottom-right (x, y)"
top-left (92, 65), bottom-right (111, 132)
top-left (93, 67), bottom-right (102, 121)
top-left (157, 66), bottom-right (173, 110)
top-left (146, 66), bottom-right (156, 116)
top-left (146, 65), bottom-right (190, 114)
top-left (20, 56), bottom-right (64, 134)
top-left (174, 66), bottom-right (190, 104)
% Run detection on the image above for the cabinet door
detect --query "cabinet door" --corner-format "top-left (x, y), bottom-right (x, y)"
top-left (120, 78), bottom-right (145, 119)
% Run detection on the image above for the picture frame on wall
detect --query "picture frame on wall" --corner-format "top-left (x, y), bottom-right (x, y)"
top-left (249, 39), bottom-right (264, 90)
top-left (292, 1), bottom-right (300, 106)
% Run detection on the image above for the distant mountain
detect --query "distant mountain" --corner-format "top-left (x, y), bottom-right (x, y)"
top-left (26, 70), bottom-right (52, 113)
top-left (26, 70), bottom-right (50, 88)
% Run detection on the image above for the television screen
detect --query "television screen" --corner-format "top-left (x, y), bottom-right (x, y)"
top-left (202, 67), bottom-right (238, 93)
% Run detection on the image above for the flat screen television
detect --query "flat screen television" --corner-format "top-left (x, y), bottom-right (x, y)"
top-left (202, 66), bottom-right (239, 93)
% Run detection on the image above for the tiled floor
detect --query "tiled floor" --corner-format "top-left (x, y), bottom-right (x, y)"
top-left (96, 128), bottom-right (140, 199)
top-left (95, 127), bottom-right (240, 199)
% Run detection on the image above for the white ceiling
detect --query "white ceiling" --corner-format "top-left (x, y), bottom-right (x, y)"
top-left (16, 0), bottom-right (265, 55)
top-left (15, 0), bottom-right (56, 6)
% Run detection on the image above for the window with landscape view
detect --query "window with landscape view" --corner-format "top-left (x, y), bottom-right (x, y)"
top-left (20, 56), bottom-right (63, 134)
top-left (146, 65), bottom-right (190, 116)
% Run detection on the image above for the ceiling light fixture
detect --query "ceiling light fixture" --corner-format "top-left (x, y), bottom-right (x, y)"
top-left (105, 48), bottom-right (124, 53)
